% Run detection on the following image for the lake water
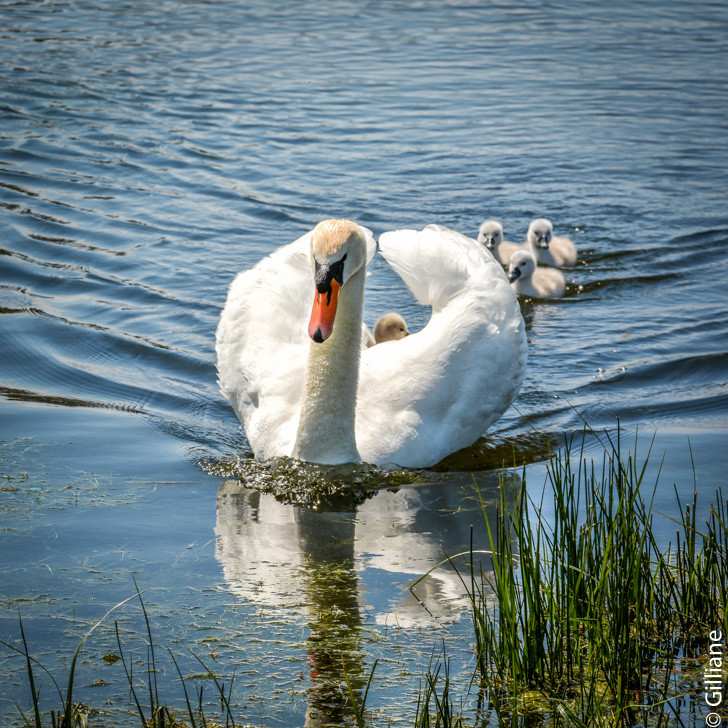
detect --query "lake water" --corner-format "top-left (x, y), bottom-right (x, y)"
top-left (1, 0), bottom-right (727, 725)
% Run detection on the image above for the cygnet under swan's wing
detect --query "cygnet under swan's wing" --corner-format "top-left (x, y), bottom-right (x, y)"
top-left (356, 225), bottom-right (527, 468)
top-left (216, 227), bottom-right (376, 460)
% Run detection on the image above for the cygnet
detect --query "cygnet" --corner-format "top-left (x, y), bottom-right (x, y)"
top-left (508, 249), bottom-right (566, 298)
top-left (524, 218), bottom-right (577, 267)
top-left (477, 219), bottom-right (520, 267)
top-left (370, 312), bottom-right (410, 346)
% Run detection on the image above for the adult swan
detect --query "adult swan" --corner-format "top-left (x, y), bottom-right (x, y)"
top-left (216, 219), bottom-right (527, 468)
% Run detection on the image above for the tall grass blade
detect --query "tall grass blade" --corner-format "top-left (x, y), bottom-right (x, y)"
top-left (18, 610), bottom-right (43, 728)
top-left (342, 655), bottom-right (378, 727)
top-left (115, 620), bottom-right (146, 725)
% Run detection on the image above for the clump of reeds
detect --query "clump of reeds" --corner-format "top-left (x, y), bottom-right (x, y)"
top-left (466, 427), bottom-right (728, 727)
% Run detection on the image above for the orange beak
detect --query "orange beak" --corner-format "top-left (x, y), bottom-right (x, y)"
top-left (308, 279), bottom-right (341, 343)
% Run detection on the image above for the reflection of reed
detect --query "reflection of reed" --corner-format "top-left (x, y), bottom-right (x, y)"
top-left (214, 471), bottom-right (519, 726)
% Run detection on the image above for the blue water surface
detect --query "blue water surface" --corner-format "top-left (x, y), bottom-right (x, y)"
top-left (1, 1), bottom-right (727, 726)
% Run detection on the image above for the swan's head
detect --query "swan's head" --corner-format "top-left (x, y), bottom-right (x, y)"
top-left (527, 218), bottom-right (553, 249)
top-left (508, 249), bottom-right (536, 282)
top-left (477, 220), bottom-right (504, 250)
top-left (373, 312), bottom-right (409, 344)
top-left (308, 219), bottom-right (368, 343)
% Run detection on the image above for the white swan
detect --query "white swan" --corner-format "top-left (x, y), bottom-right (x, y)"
top-left (524, 218), bottom-right (577, 267)
top-left (477, 219), bottom-right (520, 267)
top-left (508, 249), bottom-right (566, 299)
top-left (216, 219), bottom-right (527, 468)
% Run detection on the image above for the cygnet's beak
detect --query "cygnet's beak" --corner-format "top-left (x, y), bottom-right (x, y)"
top-left (537, 234), bottom-right (550, 248)
top-left (508, 267), bottom-right (521, 282)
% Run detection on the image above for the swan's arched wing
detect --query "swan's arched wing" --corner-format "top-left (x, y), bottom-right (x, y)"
top-left (356, 225), bottom-right (527, 468)
top-left (215, 226), bottom-right (376, 459)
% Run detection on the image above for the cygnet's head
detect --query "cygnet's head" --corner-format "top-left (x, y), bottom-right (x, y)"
top-left (508, 249), bottom-right (537, 282)
top-left (477, 220), bottom-right (504, 250)
top-left (308, 219), bottom-right (367, 343)
top-left (527, 218), bottom-right (553, 249)
top-left (373, 313), bottom-right (409, 344)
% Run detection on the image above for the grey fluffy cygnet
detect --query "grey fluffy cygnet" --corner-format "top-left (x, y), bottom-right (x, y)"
top-left (477, 219), bottom-right (520, 266)
top-left (366, 312), bottom-right (410, 346)
top-left (508, 249), bottom-right (565, 298)
top-left (524, 218), bottom-right (577, 268)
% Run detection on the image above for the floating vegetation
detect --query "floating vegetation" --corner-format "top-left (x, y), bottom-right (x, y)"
top-left (202, 455), bottom-right (419, 510)
top-left (431, 430), bottom-right (557, 472)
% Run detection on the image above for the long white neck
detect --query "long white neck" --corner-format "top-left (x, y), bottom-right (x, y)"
top-left (292, 266), bottom-right (364, 464)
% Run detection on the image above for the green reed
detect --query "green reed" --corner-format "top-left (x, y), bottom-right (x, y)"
top-left (7, 584), bottom-right (238, 728)
top-left (467, 427), bottom-right (728, 726)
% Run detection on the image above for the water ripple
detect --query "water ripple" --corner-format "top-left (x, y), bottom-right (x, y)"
top-left (0, 0), bottom-right (727, 466)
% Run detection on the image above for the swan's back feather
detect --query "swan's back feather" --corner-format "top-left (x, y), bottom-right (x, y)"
top-left (356, 226), bottom-right (527, 467)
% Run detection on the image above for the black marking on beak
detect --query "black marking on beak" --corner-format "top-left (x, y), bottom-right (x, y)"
top-left (312, 328), bottom-right (324, 343)
top-left (508, 267), bottom-right (521, 282)
top-left (314, 253), bottom-right (347, 297)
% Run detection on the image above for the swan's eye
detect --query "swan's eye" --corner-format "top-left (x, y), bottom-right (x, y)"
top-left (313, 253), bottom-right (347, 293)
top-left (330, 253), bottom-right (347, 282)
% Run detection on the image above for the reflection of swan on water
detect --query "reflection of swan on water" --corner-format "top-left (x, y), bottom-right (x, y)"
top-left (214, 473), bottom-right (516, 627)
top-left (215, 473), bottom-right (518, 725)
top-left (214, 483), bottom-right (304, 610)
top-left (216, 220), bottom-right (526, 468)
